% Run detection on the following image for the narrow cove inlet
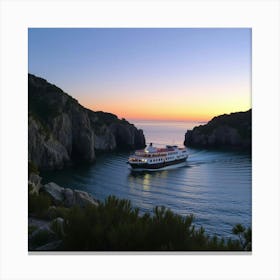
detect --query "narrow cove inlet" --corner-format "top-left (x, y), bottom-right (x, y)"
top-left (42, 120), bottom-right (252, 239)
top-left (27, 27), bottom-right (252, 252)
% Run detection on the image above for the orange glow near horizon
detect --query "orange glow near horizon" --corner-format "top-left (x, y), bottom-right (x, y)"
top-left (29, 28), bottom-right (251, 123)
top-left (77, 85), bottom-right (251, 123)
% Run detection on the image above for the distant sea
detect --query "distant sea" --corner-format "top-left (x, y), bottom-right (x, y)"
top-left (42, 120), bottom-right (252, 238)
top-left (131, 120), bottom-right (204, 146)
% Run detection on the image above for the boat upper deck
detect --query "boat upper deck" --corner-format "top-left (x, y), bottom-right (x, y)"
top-left (134, 146), bottom-right (186, 158)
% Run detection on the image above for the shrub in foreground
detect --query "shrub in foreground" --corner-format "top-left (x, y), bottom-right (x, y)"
top-left (60, 196), bottom-right (250, 251)
top-left (28, 191), bottom-right (51, 217)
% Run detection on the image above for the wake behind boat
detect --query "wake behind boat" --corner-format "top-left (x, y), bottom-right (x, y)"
top-left (127, 143), bottom-right (188, 171)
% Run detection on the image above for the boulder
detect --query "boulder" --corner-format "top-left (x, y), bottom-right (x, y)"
top-left (40, 182), bottom-right (65, 205)
top-left (39, 181), bottom-right (99, 208)
top-left (63, 188), bottom-right (74, 207)
top-left (74, 190), bottom-right (98, 207)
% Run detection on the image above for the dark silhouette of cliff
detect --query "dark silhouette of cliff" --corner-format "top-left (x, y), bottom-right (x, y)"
top-left (28, 74), bottom-right (145, 170)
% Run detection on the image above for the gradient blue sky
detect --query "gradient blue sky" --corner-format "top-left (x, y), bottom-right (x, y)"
top-left (28, 28), bottom-right (251, 121)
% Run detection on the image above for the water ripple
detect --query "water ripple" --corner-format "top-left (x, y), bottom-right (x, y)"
top-left (42, 148), bottom-right (251, 238)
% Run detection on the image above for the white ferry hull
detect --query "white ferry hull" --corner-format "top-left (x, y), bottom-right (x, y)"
top-left (129, 160), bottom-right (188, 172)
top-left (128, 156), bottom-right (188, 171)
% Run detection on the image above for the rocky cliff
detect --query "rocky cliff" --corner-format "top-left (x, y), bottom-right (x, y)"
top-left (28, 74), bottom-right (145, 170)
top-left (184, 109), bottom-right (251, 151)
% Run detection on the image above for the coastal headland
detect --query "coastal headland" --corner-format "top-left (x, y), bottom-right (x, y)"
top-left (184, 109), bottom-right (251, 151)
top-left (28, 74), bottom-right (146, 171)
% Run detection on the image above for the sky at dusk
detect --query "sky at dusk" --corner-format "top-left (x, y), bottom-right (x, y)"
top-left (28, 28), bottom-right (251, 122)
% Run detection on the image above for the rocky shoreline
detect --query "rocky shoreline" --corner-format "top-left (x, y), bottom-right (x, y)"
top-left (28, 172), bottom-right (99, 251)
top-left (28, 171), bottom-right (252, 251)
top-left (28, 170), bottom-right (252, 251)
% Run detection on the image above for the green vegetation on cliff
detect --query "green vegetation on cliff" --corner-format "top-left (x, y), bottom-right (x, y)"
top-left (28, 74), bottom-right (78, 126)
top-left (184, 109), bottom-right (251, 151)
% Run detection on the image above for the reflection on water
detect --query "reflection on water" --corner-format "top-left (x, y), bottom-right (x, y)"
top-left (128, 170), bottom-right (171, 191)
top-left (42, 120), bottom-right (251, 238)
top-left (42, 149), bottom-right (251, 238)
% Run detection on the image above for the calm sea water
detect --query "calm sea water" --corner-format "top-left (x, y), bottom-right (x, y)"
top-left (42, 120), bottom-right (252, 238)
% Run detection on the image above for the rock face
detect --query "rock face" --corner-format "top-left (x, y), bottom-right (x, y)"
top-left (184, 110), bottom-right (251, 151)
top-left (28, 171), bottom-right (99, 208)
top-left (28, 74), bottom-right (145, 170)
top-left (41, 182), bottom-right (65, 205)
top-left (40, 182), bottom-right (99, 208)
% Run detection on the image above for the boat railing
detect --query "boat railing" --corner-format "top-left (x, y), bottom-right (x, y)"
top-left (135, 153), bottom-right (168, 157)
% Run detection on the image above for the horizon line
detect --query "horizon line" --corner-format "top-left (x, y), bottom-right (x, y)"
top-left (127, 118), bottom-right (209, 123)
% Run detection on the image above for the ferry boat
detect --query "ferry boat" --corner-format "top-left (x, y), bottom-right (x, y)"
top-left (127, 143), bottom-right (188, 171)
